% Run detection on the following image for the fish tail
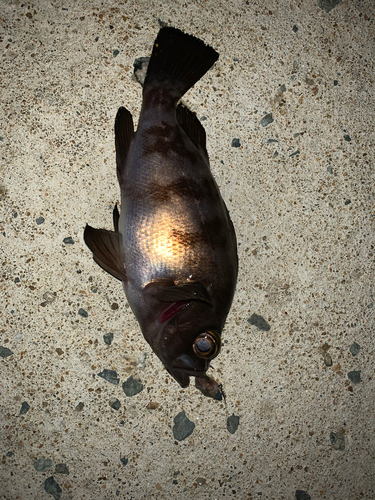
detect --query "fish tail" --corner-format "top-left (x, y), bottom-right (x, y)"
top-left (143, 27), bottom-right (219, 101)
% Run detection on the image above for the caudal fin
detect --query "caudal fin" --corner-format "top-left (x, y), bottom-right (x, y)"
top-left (143, 27), bottom-right (219, 101)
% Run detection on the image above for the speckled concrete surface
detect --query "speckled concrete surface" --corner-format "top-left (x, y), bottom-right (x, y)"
top-left (1, 1), bottom-right (374, 499)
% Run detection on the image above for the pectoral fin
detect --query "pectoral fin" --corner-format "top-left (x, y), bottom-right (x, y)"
top-left (84, 225), bottom-right (126, 282)
top-left (146, 281), bottom-right (212, 305)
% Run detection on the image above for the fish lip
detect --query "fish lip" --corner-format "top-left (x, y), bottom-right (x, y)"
top-left (172, 366), bottom-right (207, 378)
top-left (164, 355), bottom-right (208, 388)
top-left (167, 368), bottom-right (190, 388)
top-left (168, 366), bottom-right (206, 389)
top-left (170, 354), bottom-right (207, 379)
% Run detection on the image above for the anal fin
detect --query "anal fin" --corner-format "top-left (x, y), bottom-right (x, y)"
top-left (84, 225), bottom-right (126, 282)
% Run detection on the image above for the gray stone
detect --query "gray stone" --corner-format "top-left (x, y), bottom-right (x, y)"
top-left (103, 332), bottom-right (114, 345)
top-left (318, 0), bottom-right (343, 13)
top-left (330, 431), bottom-right (345, 450)
top-left (348, 370), bottom-right (361, 384)
top-left (20, 401), bottom-right (30, 414)
top-left (295, 491), bottom-right (311, 500)
top-left (349, 342), bottom-right (360, 356)
top-left (109, 398), bottom-right (121, 410)
top-left (34, 458), bottom-right (53, 472)
top-left (78, 308), bottom-right (88, 318)
top-left (260, 113), bottom-right (273, 127)
top-left (63, 237), bottom-right (74, 244)
top-left (44, 476), bottom-right (62, 500)
top-left (55, 463), bottom-right (69, 475)
top-left (289, 150), bottom-right (300, 157)
top-left (323, 352), bottom-right (332, 367)
top-left (75, 402), bottom-right (84, 411)
top-left (122, 375), bottom-right (144, 396)
top-left (247, 313), bottom-right (270, 331)
top-left (97, 369), bottom-right (120, 385)
top-left (173, 410), bottom-right (195, 441)
top-left (227, 414), bottom-right (240, 434)
top-left (0, 346), bottom-right (13, 358)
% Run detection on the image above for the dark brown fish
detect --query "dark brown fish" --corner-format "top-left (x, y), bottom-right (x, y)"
top-left (84, 27), bottom-right (237, 398)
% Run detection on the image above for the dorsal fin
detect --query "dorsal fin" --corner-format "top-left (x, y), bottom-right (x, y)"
top-left (176, 104), bottom-right (209, 164)
top-left (113, 204), bottom-right (120, 233)
top-left (83, 225), bottom-right (126, 282)
top-left (115, 106), bottom-right (134, 185)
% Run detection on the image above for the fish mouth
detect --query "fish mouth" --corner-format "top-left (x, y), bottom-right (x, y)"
top-left (169, 354), bottom-right (207, 387)
top-left (168, 370), bottom-right (190, 388)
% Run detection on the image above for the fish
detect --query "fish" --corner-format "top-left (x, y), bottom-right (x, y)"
top-left (84, 26), bottom-right (238, 398)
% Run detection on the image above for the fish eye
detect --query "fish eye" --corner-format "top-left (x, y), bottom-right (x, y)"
top-left (192, 330), bottom-right (220, 360)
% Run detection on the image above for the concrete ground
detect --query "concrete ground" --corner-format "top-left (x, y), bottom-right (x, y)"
top-left (1, 0), bottom-right (374, 499)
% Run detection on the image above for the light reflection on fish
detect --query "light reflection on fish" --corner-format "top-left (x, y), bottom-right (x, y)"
top-left (84, 27), bottom-right (238, 398)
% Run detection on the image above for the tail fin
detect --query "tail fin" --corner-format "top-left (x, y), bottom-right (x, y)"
top-left (143, 27), bottom-right (219, 101)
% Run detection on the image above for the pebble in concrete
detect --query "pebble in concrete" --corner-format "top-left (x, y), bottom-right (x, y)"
top-left (62, 236), bottom-right (74, 245)
top-left (330, 432), bottom-right (345, 451)
top-left (44, 476), bottom-right (62, 500)
top-left (97, 369), bottom-right (120, 385)
top-left (348, 370), bottom-right (361, 384)
top-left (78, 308), bottom-right (88, 318)
top-left (227, 414), bottom-right (240, 434)
top-left (122, 376), bottom-right (144, 396)
top-left (349, 342), bottom-right (361, 356)
top-left (109, 397), bottom-right (121, 410)
top-left (34, 458), bottom-right (53, 472)
top-left (260, 113), bottom-right (273, 127)
top-left (0, 346), bottom-right (13, 358)
top-left (103, 332), bottom-right (114, 345)
top-left (247, 313), bottom-right (270, 331)
top-left (55, 463), bottom-right (69, 475)
top-left (295, 491), bottom-right (311, 500)
top-left (173, 410), bottom-right (195, 441)
top-left (20, 401), bottom-right (30, 414)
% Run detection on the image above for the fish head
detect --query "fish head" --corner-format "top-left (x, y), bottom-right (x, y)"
top-left (152, 303), bottom-right (221, 388)
top-left (140, 282), bottom-right (222, 388)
